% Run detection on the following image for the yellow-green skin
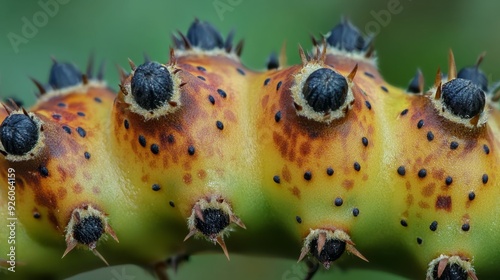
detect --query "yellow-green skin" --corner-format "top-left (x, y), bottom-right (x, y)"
top-left (0, 34), bottom-right (499, 280)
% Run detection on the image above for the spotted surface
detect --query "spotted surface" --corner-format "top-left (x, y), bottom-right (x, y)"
top-left (111, 55), bottom-right (261, 224)
top-left (0, 86), bottom-right (117, 244)
top-left (1, 19), bottom-right (500, 280)
top-left (250, 50), bottom-right (388, 269)
top-left (384, 92), bottom-right (499, 272)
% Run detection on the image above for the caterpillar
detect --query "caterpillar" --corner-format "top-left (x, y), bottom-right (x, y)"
top-left (1, 18), bottom-right (499, 280)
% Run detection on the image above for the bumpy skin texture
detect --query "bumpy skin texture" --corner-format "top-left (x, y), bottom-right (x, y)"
top-left (1, 19), bottom-right (499, 280)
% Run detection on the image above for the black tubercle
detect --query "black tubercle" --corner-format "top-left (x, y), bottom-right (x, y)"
top-left (407, 69), bottom-right (422, 93)
top-left (432, 262), bottom-right (468, 280)
top-left (441, 78), bottom-right (485, 119)
top-left (72, 215), bottom-right (104, 245)
top-left (0, 114), bottom-right (39, 155)
top-left (267, 52), bottom-right (279, 70)
top-left (48, 61), bottom-right (82, 89)
top-left (457, 66), bottom-right (488, 92)
top-left (194, 208), bottom-right (230, 236)
top-left (131, 61), bottom-right (174, 110)
top-left (326, 19), bottom-right (369, 52)
top-left (302, 68), bottom-right (348, 113)
top-left (186, 19), bottom-right (225, 50)
top-left (309, 237), bottom-right (346, 266)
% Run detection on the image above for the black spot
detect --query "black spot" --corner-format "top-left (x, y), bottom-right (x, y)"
top-left (197, 76), bottom-right (206, 81)
top-left (267, 52), bottom-right (279, 70)
top-left (167, 134), bottom-right (175, 144)
top-left (483, 144), bottom-right (490, 155)
top-left (276, 81), bottom-right (282, 91)
top-left (418, 169), bottom-right (427, 178)
top-left (188, 145), bottom-right (195, 155)
top-left (407, 69), bottom-right (422, 93)
top-left (482, 174), bottom-right (488, 184)
top-left (432, 262), bottom-right (468, 280)
top-left (48, 61), bottom-right (82, 89)
top-left (450, 141), bottom-right (459, 150)
top-left (309, 237), bottom-right (346, 265)
top-left (62, 125), bottom-right (71, 134)
top-left (417, 119), bottom-right (424, 129)
top-left (131, 61), bottom-right (174, 110)
top-left (468, 192), bottom-right (475, 201)
top-left (441, 78), bottom-right (485, 119)
top-left (94, 97), bottom-right (102, 103)
top-left (72, 215), bottom-right (104, 245)
top-left (216, 120), bottom-right (224, 130)
top-left (152, 184), bottom-right (161, 191)
top-left (52, 114), bottom-right (61, 120)
top-left (400, 109), bottom-right (408, 116)
top-left (416, 237), bottom-right (422, 245)
top-left (138, 135), bottom-right (146, 147)
top-left (362, 137), bottom-right (368, 147)
top-left (186, 19), bottom-right (224, 50)
top-left (445, 176), bottom-right (453, 186)
top-left (380, 86), bottom-right (388, 93)
top-left (150, 144), bottom-right (159, 154)
top-left (429, 221), bottom-right (438, 231)
top-left (296, 216), bottom-right (302, 224)
top-left (0, 114), bottom-right (39, 155)
top-left (302, 68), bottom-right (348, 113)
top-left (400, 220), bottom-right (408, 227)
top-left (462, 223), bottom-right (470, 231)
top-left (365, 100), bottom-right (372, 110)
top-left (237, 68), bottom-right (245, 75)
top-left (273, 175), bottom-right (280, 184)
top-left (76, 127), bottom-right (86, 138)
top-left (354, 162), bottom-right (361, 171)
top-left (39, 166), bottom-right (49, 177)
top-left (84, 152), bottom-right (91, 160)
top-left (275, 111), bottom-right (282, 122)
top-left (364, 72), bottom-right (374, 78)
top-left (427, 131), bottom-right (434, 141)
top-left (352, 208), bottom-right (359, 217)
top-left (194, 208), bottom-right (230, 236)
top-left (57, 102), bottom-right (66, 107)
top-left (169, 201), bottom-right (175, 207)
top-left (397, 166), bottom-right (406, 176)
top-left (327, 167), bottom-right (334, 176)
top-left (334, 197), bottom-right (343, 206)
top-left (326, 19), bottom-right (369, 52)
top-left (124, 119), bottom-right (129, 129)
top-left (217, 89), bottom-right (227, 98)
top-left (458, 65), bottom-right (488, 92)
top-left (304, 171), bottom-right (312, 181)
top-left (208, 95), bottom-right (215, 105)
top-left (77, 112), bottom-right (85, 117)
top-left (197, 66), bottom-right (206, 72)
top-left (33, 212), bottom-right (41, 219)
top-left (264, 78), bottom-right (271, 86)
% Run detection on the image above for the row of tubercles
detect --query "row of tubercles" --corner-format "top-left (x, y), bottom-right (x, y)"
top-left (0, 110), bottom-right (117, 266)
top-left (120, 51), bottom-right (247, 260)
top-left (0, 62), bottom-right (118, 265)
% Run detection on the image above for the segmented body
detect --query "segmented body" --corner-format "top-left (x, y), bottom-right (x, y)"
top-left (0, 19), bottom-right (499, 280)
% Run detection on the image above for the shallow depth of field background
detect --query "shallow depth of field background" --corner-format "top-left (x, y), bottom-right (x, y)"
top-left (0, 0), bottom-right (499, 279)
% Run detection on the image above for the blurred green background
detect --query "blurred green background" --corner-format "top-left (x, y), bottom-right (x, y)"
top-left (1, 0), bottom-right (499, 279)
